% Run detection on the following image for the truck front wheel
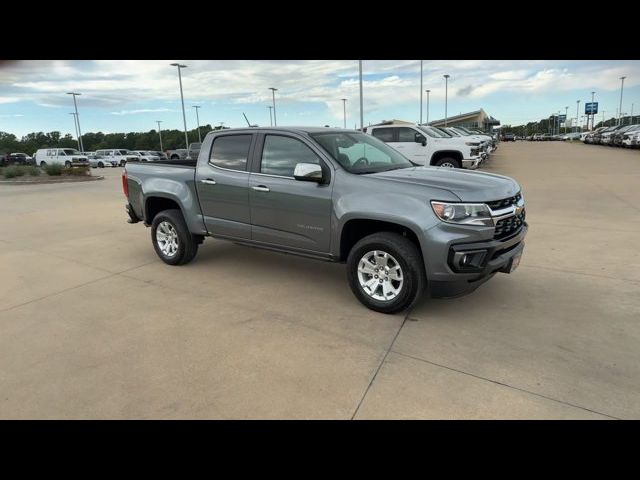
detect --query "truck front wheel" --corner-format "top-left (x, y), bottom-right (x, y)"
top-left (346, 232), bottom-right (425, 314)
top-left (434, 157), bottom-right (461, 168)
top-left (151, 209), bottom-right (199, 265)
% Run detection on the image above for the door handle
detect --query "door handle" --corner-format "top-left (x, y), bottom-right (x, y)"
top-left (200, 178), bottom-right (216, 185)
top-left (252, 185), bottom-right (270, 192)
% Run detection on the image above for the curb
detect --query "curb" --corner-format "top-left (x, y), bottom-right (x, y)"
top-left (0, 176), bottom-right (105, 185)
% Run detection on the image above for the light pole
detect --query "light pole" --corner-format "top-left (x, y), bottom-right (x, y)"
top-left (341, 98), bottom-right (347, 129)
top-left (601, 110), bottom-right (605, 127)
top-left (425, 89), bottom-right (431, 124)
top-left (267, 105), bottom-right (273, 126)
top-left (419, 60), bottom-right (423, 124)
top-left (590, 91), bottom-right (595, 131)
top-left (66, 92), bottom-right (84, 152)
top-left (69, 112), bottom-right (80, 151)
top-left (170, 63), bottom-right (190, 149)
top-left (192, 105), bottom-right (202, 143)
top-left (631, 103), bottom-right (634, 125)
top-left (443, 74), bottom-right (450, 126)
top-left (618, 76), bottom-right (626, 125)
top-left (564, 106), bottom-right (569, 134)
top-left (359, 60), bottom-right (364, 131)
top-left (269, 87), bottom-right (278, 126)
top-left (156, 120), bottom-right (163, 152)
top-left (575, 100), bottom-right (580, 133)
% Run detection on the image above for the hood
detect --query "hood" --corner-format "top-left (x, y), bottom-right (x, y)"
top-left (369, 166), bottom-right (520, 202)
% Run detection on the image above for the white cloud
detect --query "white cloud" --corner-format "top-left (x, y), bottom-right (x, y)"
top-left (110, 108), bottom-right (173, 115)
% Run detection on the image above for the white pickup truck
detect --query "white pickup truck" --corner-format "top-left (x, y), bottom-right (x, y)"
top-left (364, 124), bottom-right (484, 169)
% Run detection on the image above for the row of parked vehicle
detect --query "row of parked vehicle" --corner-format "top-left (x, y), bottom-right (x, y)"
top-left (364, 123), bottom-right (498, 169)
top-left (581, 124), bottom-right (640, 147)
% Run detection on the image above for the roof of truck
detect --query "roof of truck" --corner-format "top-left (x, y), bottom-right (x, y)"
top-left (208, 126), bottom-right (361, 135)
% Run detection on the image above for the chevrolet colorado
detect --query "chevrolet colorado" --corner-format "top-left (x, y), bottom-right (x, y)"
top-left (123, 127), bottom-right (527, 313)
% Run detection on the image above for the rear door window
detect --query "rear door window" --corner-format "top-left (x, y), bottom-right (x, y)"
top-left (371, 128), bottom-right (395, 142)
top-left (209, 134), bottom-right (252, 171)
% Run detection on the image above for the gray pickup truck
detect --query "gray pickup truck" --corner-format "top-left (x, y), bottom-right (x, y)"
top-left (123, 127), bottom-right (527, 313)
top-left (167, 142), bottom-right (201, 161)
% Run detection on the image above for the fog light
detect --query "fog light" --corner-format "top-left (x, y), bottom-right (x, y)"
top-left (451, 249), bottom-right (487, 272)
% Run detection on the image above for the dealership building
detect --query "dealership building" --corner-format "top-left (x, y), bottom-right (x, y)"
top-left (427, 109), bottom-right (500, 133)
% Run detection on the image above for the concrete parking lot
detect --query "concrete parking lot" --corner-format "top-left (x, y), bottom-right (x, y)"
top-left (1, 142), bottom-right (639, 419)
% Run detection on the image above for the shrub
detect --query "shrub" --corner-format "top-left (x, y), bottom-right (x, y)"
top-left (3, 166), bottom-right (26, 179)
top-left (63, 166), bottom-right (91, 176)
top-left (44, 164), bottom-right (63, 176)
top-left (26, 165), bottom-right (41, 176)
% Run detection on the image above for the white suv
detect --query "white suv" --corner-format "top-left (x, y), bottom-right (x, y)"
top-left (365, 124), bottom-right (483, 169)
top-left (95, 149), bottom-right (139, 167)
top-left (128, 150), bottom-right (160, 162)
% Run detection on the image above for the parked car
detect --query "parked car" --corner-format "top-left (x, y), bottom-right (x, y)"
top-left (128, 150), bottom-right (161, 162)
top-left (34, 148), bottom-right (89, 168)
top-left (122, 127), bottom-right (527, 313)
top-left (148, 150), bottom-right (168, 160)
top-left (365, 124), bottom-right (484, 169)
top-left (600, 125), bottom-right (626, 146)
top-left (0, 152), bottom-right (34, 166)
top-left (94, 149), bottom-right (139, 167)
top-left (611, 124), bottom-right (640, 147)
top-left (502, 133), bottom-right (515, 142)
top-left (561, 132), bottom-right (582, 141)
top-left (621, 126), bottom-right (640, 148)
top-left (88, 153), bottom-right (118, 168)
top-left (167, 143), bottom-right (201, 161)
top-left (440, 127), bottom-right (494, 155)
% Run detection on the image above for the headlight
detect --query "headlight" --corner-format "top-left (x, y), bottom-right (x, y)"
top-left (465, 142), bottom-right (480, 146)
top-left (431, 201), bottom-right (493, 226)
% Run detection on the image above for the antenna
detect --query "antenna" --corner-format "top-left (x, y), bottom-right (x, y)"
top-left (243, 113), bottom-right (258, 127)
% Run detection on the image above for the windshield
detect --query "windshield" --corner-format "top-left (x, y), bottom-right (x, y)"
top-left (119, 150), bottom-right (129, 155)
top-left (62, 149), bottom-right (80, 155)
top-left (310, 132), bottom-right (414, 174)
top-left (418, 126), bottom-right (450, 138)
top-left (441, 128), bottom-right (462, 137)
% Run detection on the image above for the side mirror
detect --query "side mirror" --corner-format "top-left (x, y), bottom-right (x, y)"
top-left (293, 163), bottom-right (323, 182)
top-left (415, 134), bottom-right (427, 147)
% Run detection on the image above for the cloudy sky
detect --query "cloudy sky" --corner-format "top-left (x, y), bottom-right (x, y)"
top-left (1, 60), bottom-right (639, 138)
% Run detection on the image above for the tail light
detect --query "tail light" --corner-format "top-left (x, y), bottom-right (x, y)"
top-left (122, 168), bottom-right (129, 198)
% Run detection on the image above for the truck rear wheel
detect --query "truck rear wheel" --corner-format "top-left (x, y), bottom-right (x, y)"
top-left (346, 232), bottom-right (425, 314)
top-left (434, 157), bottom-right (460, 168)
top-left (151, 209), bottom-right (199, 265)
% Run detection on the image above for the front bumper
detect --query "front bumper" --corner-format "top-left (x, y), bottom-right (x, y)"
top-left (461, 157), bottom-right (482, 169)
top-left (423, 223), bottom-right (528, 298)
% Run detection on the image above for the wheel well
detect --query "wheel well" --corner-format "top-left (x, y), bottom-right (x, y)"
top-left (145, 197), bottom-right (181, 224)
top-left (170, 154), bottom-right (180, 160)
top-left (430, 150), bottom-right (463, 165)
top-left (340, 219), bottom-right (422, 261)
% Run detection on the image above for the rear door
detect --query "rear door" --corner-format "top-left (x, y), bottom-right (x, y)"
top-left (248, 132), bottom-right (332, 253)
top-left (195, 133), bottom-right (254, 239)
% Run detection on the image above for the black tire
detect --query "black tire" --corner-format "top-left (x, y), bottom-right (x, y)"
top-left (98, 162), bottom-right (104, 168)
top-left (346, 232), bottom-right (425, 314)
top-left (151, 209), bottom-right (199, 266)
top-left (433, 157), bottom-right (461, 168)
top-left (64, 161), bottom-right (71, 168)
top-left (170, 155), bottom-right (180, 160)
top-left (40, 161), bottom-right (46, 168)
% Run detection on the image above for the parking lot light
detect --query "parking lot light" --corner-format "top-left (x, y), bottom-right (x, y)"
top-left (69, 112), bottom-right (80, 151)
top-left (420, 60), bottom-right (423, 124)
top-left (193, 105), bottom-right (202, 143)
top-left (443, 75), bottom-right (450, 126)
top-left (156, 120), bottom-right (163, 152)
top-left (66, 92), bottom-right (84, 152)
top-left (618, 76), bottom-right (626, 126)
top-left (267, 105), bottom-right (273, 126)
top-left (576, 100), bottom-right (580, 133)
top-left (359, 60), bottom-right (364, 131)
top-left (170, 63), bottom-right (190, 149)
top-left (341, 98), bottom-right (347, 129)
top-left (426, 90), bottom-right (431, 124)
top-left (269, 87), bottom-right (278, 126)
